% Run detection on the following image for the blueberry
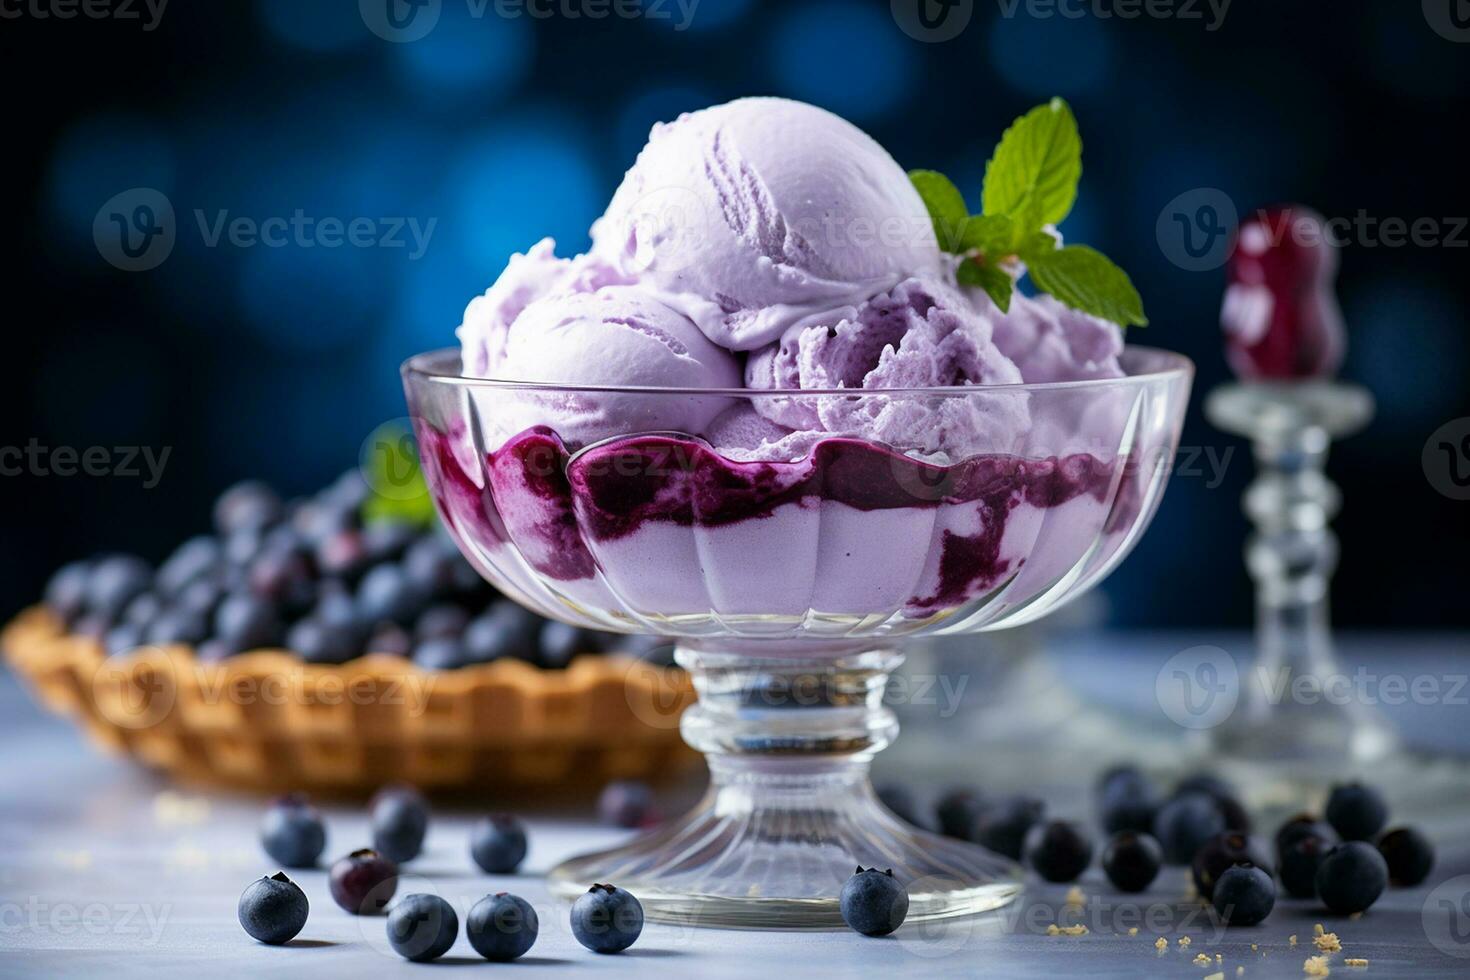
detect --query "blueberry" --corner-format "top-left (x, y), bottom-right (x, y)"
top-left (386, 893), bottom-right (458, 962)
top-left (1023, 820), bottom-right (1094, 883)
top-left (238, 871), bottom-right (309, 945)
top-left (415, 604), bottom-right (470, 643)
top-left (44, 560), bottom-right (92, 622)
top-left (371, 786), bottom-right (429, 863)
top-left (86, 554), bottom-right (153, 621)
top-left (413, 637), bottom-right (468, 671)
top-left (471, 814), bottom-right (528, 874)
top-left (362, 522), bottom-right (419, 564)
top-left (1212, 864), bottom-right (1275, 926)
top-left (463, 604), bottom-right (537, 663)
top-left (214, 592), bottom-right (282, 653)
top-left (315, 529), bottom-right (370, 582)
top-left (839, 866), bottom-right (909, 936)
top-left (1279, 834), bottom-right (1332, 898)
top-left (122, 592), bottom-right (164, 629)
top-left (1153, 792), bottom-right (1226, 865)
top-left (1377, 827), bottom-right (1434, 887)
top-left (536, 620), bottom-right (590, 668)
top-left (145, 607), bottom-right (210, 646)
top-left (570, 883), bottom-right (644, 953)
top-left (310, 580), bottom-right (359, 628)
top-left (214, 481), bottom-right (283, 536)
top-left (934, 787), bottom-right (987, 840)
top-left (328, 848), bottom-right (399, 915)
top-left (356, 564), bottom-right (426, 627)
top-left (467, 892), bottom-right (539, 961)
top-left (1192, 832), bottom-right (1273, 900)
top-left (1275, 813), bottom-right (1338, 861)
top-left (366, 624), bottom-right (413, 658)
top-left (104, 623), bottom-right (145, 658)
top-left (1102, 832), bottom-right (1163, 893)
top-left (1315, 841), bottom-right (1389, 914)
top-left (156, 536), bottom-right (221, 596)
top-left (1097, 765), bottom-right (1159, 835)
top-left (176, 577), bottom-right (225, 620)
top-left (1325, 783), bottom-right (1388, 842)
top-left (404, 537), bottom-right (460, 600)
top-left (260, 794), bottom-right (327, 868)
top-left (288, 618), bottom-right (361, 665)
top-left (972, 796), bottom-right (1045, 861)
top-left (248, 545), bottom-right (316, 615)
top-left (597, 781), bottom-right (658, 829)
top-left (875, 784), bottom-right (920, 826)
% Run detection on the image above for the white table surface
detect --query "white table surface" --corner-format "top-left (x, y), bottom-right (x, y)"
top-left (4, 634), bottom-right (1470, 978)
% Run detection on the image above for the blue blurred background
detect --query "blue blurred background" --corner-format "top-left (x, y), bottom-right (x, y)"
top-left (3, 0), bottom-right (1467, 628)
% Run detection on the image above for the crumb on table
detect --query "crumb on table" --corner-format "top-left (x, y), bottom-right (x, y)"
top-left (1304, 954), bottom-right (1332, 976)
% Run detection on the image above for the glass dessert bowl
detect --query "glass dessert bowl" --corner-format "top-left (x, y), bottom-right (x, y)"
top-left (403, 346), bottom-right (1193, 928)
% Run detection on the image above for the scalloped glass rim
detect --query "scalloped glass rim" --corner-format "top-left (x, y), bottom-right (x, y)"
top-left (402, 345), bottom-right (1194, 397)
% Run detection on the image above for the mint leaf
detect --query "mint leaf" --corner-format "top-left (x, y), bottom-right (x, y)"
top-left (982, 98), bottom-right (1082, 229)
top-left (959, 214), bottom-right (1016, 255)
top-left (1015, 229), bottom-right (1061, 262)
top-left (909, 169), bottom-right (969, 251)
top-left (1026, 245), bottom-right (1147, 327)
top-left (958, 260), bottom-right (1014, 312)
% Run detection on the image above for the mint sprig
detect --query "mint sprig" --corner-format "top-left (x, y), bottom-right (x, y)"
top-left (909, 97), bottom-right (1148, 328)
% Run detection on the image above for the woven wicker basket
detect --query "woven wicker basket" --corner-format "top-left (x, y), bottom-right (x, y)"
top-left (2, 607), bottom-right (696, 796)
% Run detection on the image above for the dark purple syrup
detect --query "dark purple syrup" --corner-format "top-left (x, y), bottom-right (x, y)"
top-left (418, 424), bottom-right (1133, 614)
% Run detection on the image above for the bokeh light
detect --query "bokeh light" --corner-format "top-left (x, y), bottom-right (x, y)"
top-left (390, 3), bottom-right (534, 96)
top-left (257, 0), bottom-right (368, 53)
top-left (988, 13), bottom-right (1113, 102)
top-left (45, 114), bottom-right (175, 254)
top-left (768, 0), bottom-right (918, 121)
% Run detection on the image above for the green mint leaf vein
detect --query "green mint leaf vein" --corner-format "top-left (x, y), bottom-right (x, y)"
top-left (908, 169), bottom-right (969, 251)
top-left (1025, 245), bottom-right (1148, 328)
top-left (981, 97), bottom-right (1082, 229)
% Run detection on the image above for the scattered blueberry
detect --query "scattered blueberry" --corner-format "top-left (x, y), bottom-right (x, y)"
top-left (287, 618), bottom-right (361, 665)
top-left (570, 883), bottom-right (644, 953)
top-left (1174, 774), bottom-right (1250, 832)
top-left (537, 620), bottom-right (591, 669)
top-left (1275, 813), bottom-right (1338, 861)
top-left (145, 607), bottom-right (210, 646)
top-left (104, 623), bottom-right (145, 658)
top-left (248, 545), bottom-right (316, 614)
top-left (1193, 832), bottom-right (1273, 900)
top-left (238, 871), bottom-right (309, 945)
top-left (972, 796), bottom-right (1045, 861)
top-left (1325, 783), bottom-right (1389, 842)
top-left (840, 866), bottom-right (909, 936)
top-left (123, 592), bottom-right (164, 629)
top-left (1102, 832), bottom-right (1163, 893)
top-left (1023, 820), bottom-right (1094, 883)
top-left (1279, 834), bottom-right (1332, 898)
top-left (1377, 827), bottom-right (1434, 887)
top-left (471, 814), bottom-right (528, 874)
top-left (386, 893), bottom-right (458, 962)
top-left (355, 564), bottom-right (426, 627)
top-left (362, 523), bottom-right (419, 565)
top-left (1153, 792), bottom-right (1226, 865)
top-left (366, 623), bottom-right (413, 658)
top-left (415, 604), bottom-right (470, 642)
top-left (934, 787), bottom-right (987, 840)
top-left (875, 784), bottom-right (920, 826)
top-left (328, 848), bottom-right (399, 915)
top-left (1212, 864), bottom-right (1275, 926)
top-left (1097, 765), bottom-right (1158, 835)
top-left (597, 781), bottom-right (658, 829)
top-left (260, 793), bottom-right (326, 868)
top-left (467, 892), bottom-right (539, 961)
top-left (404, 538), bottom-right (461, 600)
top-left (371, 785), bottom-right (429, 863)
top-left (214, 592), bottom-right (282, 653)
top-left (316, 529), bottom-right (370, 582)
top-left (1315, 841), bottom-right (1388, 914)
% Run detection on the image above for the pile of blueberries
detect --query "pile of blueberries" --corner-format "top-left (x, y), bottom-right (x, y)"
top-left (882, 769), bottom-right (1433, 928)
top-left (41, 474), bottom-right (667, 671)
top-left (241, 783), bottom-right (649, 959)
